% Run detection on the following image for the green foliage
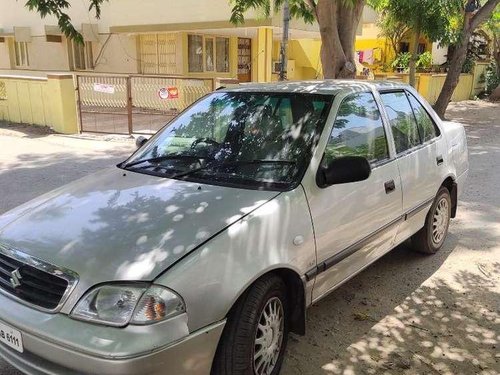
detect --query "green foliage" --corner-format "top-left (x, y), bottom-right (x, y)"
top-left (375, 0), bottom-right (463, 45)
top-left (229, 0), bottom-right (315, 25)
top-left (392, 52), bottom-right (411, 70)
top-left (483, 3), bottom-right (500, 36)
top-left (485, 61), bottom-right (500, 93)
top-left (417, 51), bottom-right (433, 69)
top-left (462, 54), bottom-right (475, 73)
top-left (23, 0), bottom-right (108, 43)
top-left (377, 11), bottom-right (409, 55)
top-left (229, 0), bottom-right (383, 25)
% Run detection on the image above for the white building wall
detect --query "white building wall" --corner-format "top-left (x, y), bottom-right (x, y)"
top-left (0, 0), bottom-right (262, 34)
top-left (92, 34), bottom-right (138, 74)
top-left (0, 0), bottom-right (264, 73)
top-left (432, 42), bottom-right (448, 65)
top-left (27, 37), bottom-right (70, 71)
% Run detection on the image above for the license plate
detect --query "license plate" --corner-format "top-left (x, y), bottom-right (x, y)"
top-left (0, 322), bottom-right (23, 353)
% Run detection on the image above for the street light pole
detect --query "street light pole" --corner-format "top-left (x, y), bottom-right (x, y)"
top-left (279, 0), bottom-right (290, 81)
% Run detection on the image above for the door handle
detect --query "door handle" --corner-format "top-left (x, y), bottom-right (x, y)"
top-left (436, 155), bottom-right (444, 165)
top-left (384, 180), bottom-right (396, 194)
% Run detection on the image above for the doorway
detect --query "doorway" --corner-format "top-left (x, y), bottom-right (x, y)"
top-left (238, 38), bottom-right (252, 82)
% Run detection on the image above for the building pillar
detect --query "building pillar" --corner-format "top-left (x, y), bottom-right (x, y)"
top-left (47, 74), bottom-right (78, 134)
top-left (252, 27), bottom-right (273, 83)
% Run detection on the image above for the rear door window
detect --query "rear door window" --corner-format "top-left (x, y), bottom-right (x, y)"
top-left (380, 91), bottom-right (421, 154)
top-left (323, 92), bottom-right (389, 165)
top-left (407, 93), bottom-right (440, 142)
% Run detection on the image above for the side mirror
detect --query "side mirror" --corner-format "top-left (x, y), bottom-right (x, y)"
top-left (135, 136), bottom-right (148, 149)
top-left (317, 156), bottom-right (371, 187)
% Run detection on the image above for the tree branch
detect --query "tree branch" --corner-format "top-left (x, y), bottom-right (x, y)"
top-left (304, 0), bottom-right (318, 20)
top-left (471, 0), bottom-right (500, 30)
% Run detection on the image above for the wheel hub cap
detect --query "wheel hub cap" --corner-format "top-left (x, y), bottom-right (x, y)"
top-left (253, 297), bottom-right (284, 375)
top-left (432, 197), bottom-right (449, 245)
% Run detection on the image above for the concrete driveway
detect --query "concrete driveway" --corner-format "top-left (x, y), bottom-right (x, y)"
top-left (0, 101), bottom-right (499, 375)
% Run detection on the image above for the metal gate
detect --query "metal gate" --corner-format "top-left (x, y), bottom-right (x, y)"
top-left (77, 75), bottom-right (215, 134)
top-left (77, 75), bottom-right (130, 134)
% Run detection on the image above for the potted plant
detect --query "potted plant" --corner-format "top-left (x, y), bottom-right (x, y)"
top-left (391, 52), bottom-right (411, 73)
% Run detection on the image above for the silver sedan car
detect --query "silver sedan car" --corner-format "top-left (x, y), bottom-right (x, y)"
top-left (0, 81), bottom-right (468, 375)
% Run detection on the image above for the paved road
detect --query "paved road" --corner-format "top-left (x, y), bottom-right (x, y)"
top-left (0, 101), bottom-right (499, 374)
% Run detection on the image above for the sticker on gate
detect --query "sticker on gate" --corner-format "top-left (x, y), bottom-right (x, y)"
top-left (158, 87), bottom-right (179, 100)
top-left (93, 83), bottom-right (115, 94)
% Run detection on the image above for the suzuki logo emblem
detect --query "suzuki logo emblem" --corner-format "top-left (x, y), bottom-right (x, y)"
top-left (9, 269), bottom-right (22, 289)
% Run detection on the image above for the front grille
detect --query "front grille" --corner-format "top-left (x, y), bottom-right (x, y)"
top-left (0, 249), bottom-right (73, 311)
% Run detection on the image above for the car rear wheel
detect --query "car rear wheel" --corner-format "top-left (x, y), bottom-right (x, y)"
top-left (411, 187), bottom-right (451, 254)
top-left (211, 275), bottom-right (289, 375)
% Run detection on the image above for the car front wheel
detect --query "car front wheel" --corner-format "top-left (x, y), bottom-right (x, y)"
top-left (211, 275), bottom-right (289, 375)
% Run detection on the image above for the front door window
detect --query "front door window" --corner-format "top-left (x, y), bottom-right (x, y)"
top-left (323, 92), bottom-right (389, 165)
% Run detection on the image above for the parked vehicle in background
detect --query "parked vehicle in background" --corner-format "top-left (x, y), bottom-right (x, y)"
top-left (0, 80), bottom-right (468, 375)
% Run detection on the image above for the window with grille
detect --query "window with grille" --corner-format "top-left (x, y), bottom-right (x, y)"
top-left (187, 34), bottom-right (230, 73)
top-left (14, 41), bottom-right (30, 67)
top-left (216, 37), bottom-right (229, 73)
top-left (205, 37), bottom-right (215, 72)
top-left (139, 33), bottom-right (178, 75)
top-left (69, 40), bottom-right (94, 71)
top-left (188, 35), bottom-right (203, 73)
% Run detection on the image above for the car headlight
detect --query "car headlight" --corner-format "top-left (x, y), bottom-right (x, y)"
top-left (70, 284), bottom-right (186, 327)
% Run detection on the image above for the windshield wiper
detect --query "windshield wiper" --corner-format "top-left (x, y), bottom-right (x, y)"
top-left (123, 155), bottom-right (205, 169)
top-left (173, 159), bottom-right (296, 179)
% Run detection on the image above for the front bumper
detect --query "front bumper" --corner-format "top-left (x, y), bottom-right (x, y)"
top-left (0, 293), bottom-right (225, 375)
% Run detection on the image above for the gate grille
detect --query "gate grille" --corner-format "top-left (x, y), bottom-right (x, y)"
top-left (131, 76), bottom-right (213, 134)
top-left (77, 75), bottom-right (130, 134)
top-left (77, 75), bottom-right (215, 135)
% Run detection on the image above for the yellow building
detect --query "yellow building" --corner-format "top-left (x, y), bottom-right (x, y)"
top-left (1, 1), bottom-right (406, 83)
top-left (0, 0), bottom-right (331, 83)
top-left (1, 2), bottom-right (482, 135)
top-left (354, 7), bottom-right (447, 71)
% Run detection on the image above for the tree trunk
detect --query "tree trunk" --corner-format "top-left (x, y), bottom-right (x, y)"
top-left (316, 0), bottom-right (365, 79)
top-left (490, 84), bottom-right (500, 101)
top-left (409, 26), bottom-right (420, 88)
top-left (434, 26), bottom-right (471, 118)
top-left (434, 0), bottom-right (500, 118)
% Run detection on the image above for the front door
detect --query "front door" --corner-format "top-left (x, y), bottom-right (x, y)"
top-left (304, 91), bottom-right (403, 302)
top-left (237, 38), bottom-right (252, 82)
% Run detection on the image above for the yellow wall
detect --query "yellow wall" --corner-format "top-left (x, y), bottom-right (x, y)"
top-left (0, 74), bottom-right (78, 133)
top-left (355, 38), bottom-right (393, 66)
top-left (0, 42), bottom-right (11, 70)
top-left (253, 28), bottom-right (274, 83)
top-left (270, 38), bottom-right (323, 81)
top-left (471, 61), bottom-right (489, 96)
top-left (418, 73), bottom-right (473, 105)
top-left (289, 39), bottom-right (322, 79)
top-left (356, 22), bottom-right (434, 68)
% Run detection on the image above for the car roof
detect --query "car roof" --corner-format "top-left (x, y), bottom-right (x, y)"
top-left (220, 80), bottom-right (409, 96)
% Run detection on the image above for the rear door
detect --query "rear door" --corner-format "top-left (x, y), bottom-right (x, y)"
top-left (379, 90), bottom-right (446, 243)
top-left (304, 91), bottom-right (403, 302)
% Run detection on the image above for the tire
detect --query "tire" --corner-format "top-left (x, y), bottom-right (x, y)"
top-left (411, 187), bottom-right (452, 254)
top-left (211, 275), bottom-right (289, 375)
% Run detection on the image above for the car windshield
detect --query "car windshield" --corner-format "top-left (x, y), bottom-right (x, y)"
top-left (122, 92), bottom-right (333, 190)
